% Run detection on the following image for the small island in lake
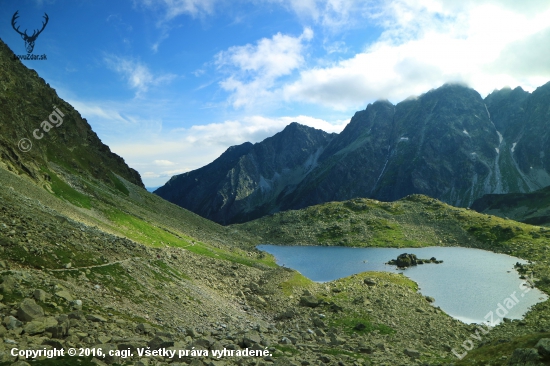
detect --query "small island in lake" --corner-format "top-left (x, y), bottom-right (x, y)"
top-left (387, 253), bottom-right (443, 268)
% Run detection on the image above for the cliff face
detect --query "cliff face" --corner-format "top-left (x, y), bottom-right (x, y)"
top-left (158, 82), bottom-right (550, 225)
top-left (0, 38), bottom-right (144, 189)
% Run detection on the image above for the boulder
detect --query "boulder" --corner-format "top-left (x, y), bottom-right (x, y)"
top-left (363, 278), bottom-right (377, 286)
top-left (404, 348), bottom-right (420, 358)
top-left (299, 296), bottom-right (320, 308)
top-left (3, 315), bottom-right (23, 330)
top-left (396, 253), bottom-right (418, 267)
top-left (17, 298), bottom-right (44, 321)
top-left (50, 316), bottom-right (69, 337)
top-left (243, 331), bottom-right (262, 347)
top-left (33, 289), bottom-right (47, 302)
top-left (136, 323), bottom-right (155, 335)
top-left (535, 338), bottom-right (550, 357)
top-left (148, 335), bottom-right (174, 350)
top-left (0, 276), bottom-right (16, 293)
top-left (23, 317), bottom-right (57, 335)
top-left (55, 290), bottom-right (74, 302)
top-left (94, 344), bottom-right (119, 365)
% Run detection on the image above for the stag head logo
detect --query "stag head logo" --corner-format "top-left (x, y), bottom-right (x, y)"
top-left (11, 11), bottom-right (49, 54)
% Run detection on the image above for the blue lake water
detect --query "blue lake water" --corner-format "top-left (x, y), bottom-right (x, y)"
top-left (257, 245), bottom-right (548, 324)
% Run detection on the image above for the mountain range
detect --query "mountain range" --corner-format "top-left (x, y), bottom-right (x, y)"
top-left (156, 82), bottom-right (550, 225)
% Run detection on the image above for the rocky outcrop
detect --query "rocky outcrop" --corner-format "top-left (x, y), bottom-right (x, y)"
top-left (387, 253), bottom-right (443, 268)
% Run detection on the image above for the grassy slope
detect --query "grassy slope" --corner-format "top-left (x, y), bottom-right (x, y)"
top-left (471, 185), bottom-right (550, 227)
top-left (236, 195), bottom-right (550, 257)
top-left (0, 163), bottom-right (273, 270)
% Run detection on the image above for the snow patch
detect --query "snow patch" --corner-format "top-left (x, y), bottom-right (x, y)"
top-left (463, 130), bottom-right (470, 136)
top-left (495, 148), bottom-right (499, 154)
top-left (511, 142), bottom-right (517, 153)
top-left (399, 137), bottom-right (409, 142)
top-left (484, 104), bottom-right (491, 119)
top-left (496, 131), bottom-right (503, 144)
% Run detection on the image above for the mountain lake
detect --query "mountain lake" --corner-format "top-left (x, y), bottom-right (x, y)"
top-left (257, 245), bottom-right (548, 324)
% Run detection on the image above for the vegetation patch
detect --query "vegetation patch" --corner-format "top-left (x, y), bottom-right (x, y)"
top-left (279, 272), bottom-right (313, 296)
top-left (42, 167), bottom-right (91, 209)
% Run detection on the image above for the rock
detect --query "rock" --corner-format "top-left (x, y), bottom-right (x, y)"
top-left (136, 323), bottom-right (156, 335)
top-left (17, 298), bottom-right (44, 321)
top-left (363, 278), bottom-right (377, 286)
top-left (43, 339), bottom-right (64, 349)
top-left (0, 276), bottom-right (16, 293)
top-left (47, 315), bottom-right (69, 338)
top-left (354, 323), bottom-right (367, 331)
top-left (55, 290), bottom-right (74, 302)
top-left (148, 335), bottom-right (174, 350)
top-left (210, 340), bottom-right (224, 351)
top-left (94, 344), bottom-right (119, 364)
top-left (23, 317), bottom-right (57, 335)
top-left (70, 299), bottom-right (83, 309)
top-left (69, 310), bottom-right (84, 320)
top-left (98, 335), bottom-right (112, 343)
top-left (33, 289), bottom-right (47, 302)
top-left (3, 316), bottom-right (23, 330)
top-left (312, 318), bottom-right (325, 328)
top-left (243, 331), bottom-right (262, 347)
top-left (404, 348), bottom-right (420, 358)
top-left (23, 320), bottom-right (43, 335)
top-left (279, 337), bottom-right (292, 345)
top-left (357, 342), bottom-right (373, 354)
top-left (329, 334), bottom-right (345, 346)
top-left (506, 348), bottom-right (542, 365)
top-left (396, 253), bottom-right (418, 267)
top-left (535, 338), bottom-right (550, 357)
top-left (299, 296), bottom-right (320, 308)
top-left (86, 314), bottom-right (108, 322)
top-left (425, 296), bottom-right (435, 303)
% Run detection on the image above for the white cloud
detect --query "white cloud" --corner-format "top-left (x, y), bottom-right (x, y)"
top-left (215, 28), bottom-right (313, 108)
top-left (137, 0), bottom-right (216, 19)
top-left (266, 0), bottom-right (373, 29)
top-left (104, 56), bottom-right (176, 97)
top-left (178, 114), bottom-right (346, 146)
top-left (278, 0), bottom-right (550, 110)
top-left (154, 160), bottom-right (175, 166)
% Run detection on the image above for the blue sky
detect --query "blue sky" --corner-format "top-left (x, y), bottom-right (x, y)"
top-left (2, 0), bottom-right (550, 187)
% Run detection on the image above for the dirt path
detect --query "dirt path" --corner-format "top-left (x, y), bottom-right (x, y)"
top-left (48, 258), bottom-right (133, 272)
